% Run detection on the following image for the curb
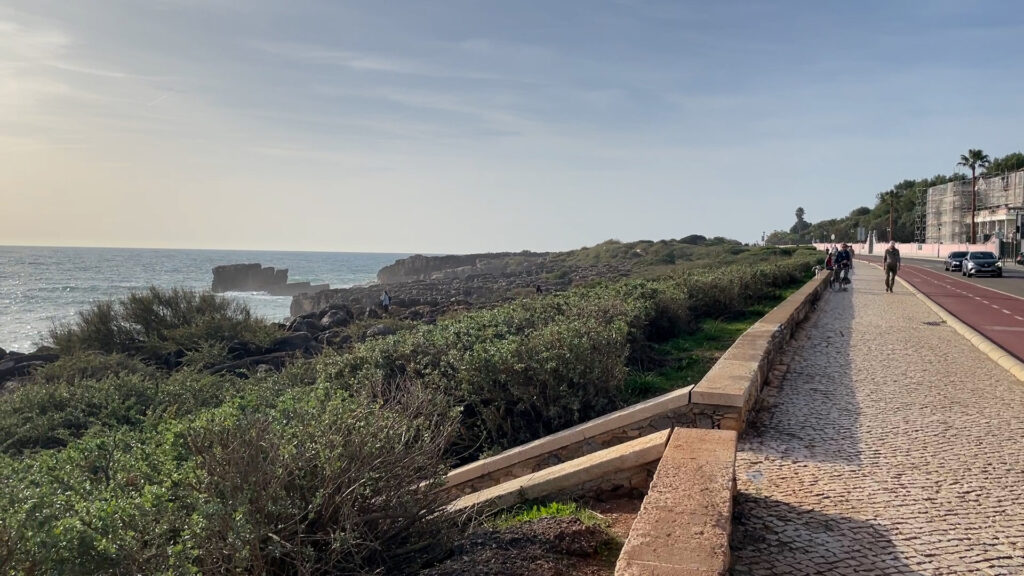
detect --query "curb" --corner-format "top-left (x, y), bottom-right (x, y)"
top-left (861, 260), bottom-right (1024, 383)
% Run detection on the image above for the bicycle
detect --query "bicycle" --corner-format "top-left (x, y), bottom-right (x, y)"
top-left (831, 263), bottom-right (851, 292)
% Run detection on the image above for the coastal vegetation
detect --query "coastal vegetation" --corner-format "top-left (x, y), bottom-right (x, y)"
top-left (0, 241), bottom-right (819, 574)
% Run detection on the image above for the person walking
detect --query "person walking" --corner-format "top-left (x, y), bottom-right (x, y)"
top-left (380, 289), bottom-right (391, 312)
top-left (883, 241), bottom-right (901, 293)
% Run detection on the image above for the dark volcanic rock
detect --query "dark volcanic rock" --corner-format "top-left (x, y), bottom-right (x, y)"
top-left (0, 347), bottom-right (6, 359)
top-left (0, 353), bottom-right (60, 385)
top-left (286, 317), bottom-right (321, 335)
top-left (364, 324), bottom-right (396, 339)
top-left (320, 309), bottom-right (352, 330)
top-left (317, 329), bottom-right (352, 348)
top-left (226, 340), bottom-right (266, 361)
top-left (163, 348), bottom-right (186, 371)
top-left (206, 352), bottom-right (293, 376)
top-left (268, 332), bottom-right (320, 356)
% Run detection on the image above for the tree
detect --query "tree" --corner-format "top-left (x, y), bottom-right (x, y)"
top-left (789, 206), bottom-right (811, 240)
top-left (987, 152), bottom-right (1024, 174)
top-left (958, 149), bottom-right (991, 242)
top-left (765, 230), bottom-right (797, 246)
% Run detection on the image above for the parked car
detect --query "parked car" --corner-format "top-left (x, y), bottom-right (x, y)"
top-left (944, 251), bottom-right (969, 271)
top-left (961, 251), bottom-right (1003, 277)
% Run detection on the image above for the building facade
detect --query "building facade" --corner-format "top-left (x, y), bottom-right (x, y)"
top-left (926, 168), bottom-right (1024, 245)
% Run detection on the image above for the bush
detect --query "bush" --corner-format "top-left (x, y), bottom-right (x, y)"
top-left (0, 365), bottom-right (159, 455)
top-left (0, 384), bottom-right (459, 575)
top-left (49, 287), bottom-right (280, 365)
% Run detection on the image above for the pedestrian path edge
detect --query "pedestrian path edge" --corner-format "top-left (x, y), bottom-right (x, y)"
top-left (863, 259), bottom-right (1024, 383)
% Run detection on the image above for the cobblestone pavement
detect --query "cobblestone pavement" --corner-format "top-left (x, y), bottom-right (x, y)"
top-left (732, 265), bottom-right (1024, 575)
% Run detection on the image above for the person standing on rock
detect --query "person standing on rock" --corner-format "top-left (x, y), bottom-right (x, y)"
top-left (380, 290), bottom-right (391, 312)
top-left (883, 241), bottom-right (901, 293)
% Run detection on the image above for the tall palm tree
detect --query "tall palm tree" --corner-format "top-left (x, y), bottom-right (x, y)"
top-left (958, 149), bottom-right (991, 242)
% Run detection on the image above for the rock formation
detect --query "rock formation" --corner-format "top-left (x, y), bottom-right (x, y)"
top-left (292, 260), bottom-right (632, 319)
top-left (376, 252), bottom-right (550, 283)
top-left (212, 263), bottom-right (330, 297)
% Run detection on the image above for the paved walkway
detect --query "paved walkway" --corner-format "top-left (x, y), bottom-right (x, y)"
top-left (731, 264), bottom-right (1024, 575)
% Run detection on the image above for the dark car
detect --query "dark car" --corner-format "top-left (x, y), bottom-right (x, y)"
top-left (962, 251), bottom-right (1003, 277)
top-left (944, 251), bottom-right (968, 271)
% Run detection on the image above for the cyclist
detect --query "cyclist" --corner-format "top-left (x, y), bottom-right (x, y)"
top-left (833, 243), bottom-right (853, 286)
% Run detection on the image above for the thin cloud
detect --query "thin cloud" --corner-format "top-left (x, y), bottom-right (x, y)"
top-left (258, 41), bottom-right (509, 81)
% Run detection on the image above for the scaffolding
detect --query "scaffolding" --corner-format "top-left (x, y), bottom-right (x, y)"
top-left (927, 168), bottom-right (1024, 244)
top-left (913, 187), bottom-right (927, 243)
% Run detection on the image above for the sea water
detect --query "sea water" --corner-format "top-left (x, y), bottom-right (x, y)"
top-left (0, 246), bottom-right (409, 352)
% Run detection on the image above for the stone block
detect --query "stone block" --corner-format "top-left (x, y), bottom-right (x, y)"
top-left (617, 509), bottom-right (730, 572)
top-left (446, 386), bottom-right (692, 492)
top-left (616, 560), bottom-right (722, 575)
top-left (448, 429), bottom-right (671, 514)
top-left (690, 359), bottom-right (758, 408)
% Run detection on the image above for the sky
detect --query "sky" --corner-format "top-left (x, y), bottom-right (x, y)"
top-left (2, 1), bottom-right (1024, 254)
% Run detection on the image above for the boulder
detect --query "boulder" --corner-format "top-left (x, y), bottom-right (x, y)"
top-left (364, 324), bottom-right (396, 340)
top-left (163, 348), bottom-right (186, 371)
top-left (317, 330), bottom-right (353, 348)
top-left (0, 353), bottom-right (60, 385)
top-left (320, 309), bottom-right (353, 330)
top-left (286, 317), bottom-right (321, 336)
top-left (0, 347), bottom-right (5, 359)
top-left (365, 307), bottom-right (382, 320)
top-left (206, 352), bottom-right (293, 375)
top-left (267, 332), bottom-right (319, 355)
top-left (226, 340), bottom-right (266, 361)
top-left (318, 302), bottom-right (355, 320)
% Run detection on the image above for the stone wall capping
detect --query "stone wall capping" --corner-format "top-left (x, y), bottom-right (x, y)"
top-left (689, 359), bottom-right (758, 408)
top-left (689, 273), bottom-right (829, 429)
top-left (615, 428), bottom-right (737, 576)
top-left (448, 428), bottom-right (672, 514)
top-left (444, 385), bottom-right (693, 488)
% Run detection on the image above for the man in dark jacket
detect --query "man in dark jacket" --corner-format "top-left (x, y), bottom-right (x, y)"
top-left (883, 242), bottom-right (901, 293)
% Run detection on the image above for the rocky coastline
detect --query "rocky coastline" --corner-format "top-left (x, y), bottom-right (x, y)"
top-left (212, 263), bottom-right (330, 297)
top-left (289, 255), bottom-right (633, 321)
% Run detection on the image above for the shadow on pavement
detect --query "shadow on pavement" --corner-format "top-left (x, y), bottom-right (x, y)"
top-left (741, 277), bottom-right (863, 467)
top-left (730, 494), bottom-right (923, 575)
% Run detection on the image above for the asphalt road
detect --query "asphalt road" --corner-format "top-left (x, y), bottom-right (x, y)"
top-left (857, 253), bottom-right (1024, 361)
top-left (859, 254), bottom-right (1024, 296)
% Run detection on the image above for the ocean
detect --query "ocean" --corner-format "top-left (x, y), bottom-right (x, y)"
top-left (0, 246), bottom-right (410, 353)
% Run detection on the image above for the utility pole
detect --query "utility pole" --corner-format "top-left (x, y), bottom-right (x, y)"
top-left (888, 190), bottom-right (895, 243)
top-left (971, 176), bottom-right (977, 243)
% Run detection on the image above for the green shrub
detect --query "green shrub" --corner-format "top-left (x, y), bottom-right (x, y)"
top-left (48, 287), bottom-right (280, 364)
top-left (186, 384), bottom-right (457, 575)
top-left (0, 384), bottom-right (459, 575)
top-left (0, 370), bottom-right (159, 454)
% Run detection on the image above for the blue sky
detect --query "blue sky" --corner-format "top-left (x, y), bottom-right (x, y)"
top-left (2, 0), bottom-right (1023, 253)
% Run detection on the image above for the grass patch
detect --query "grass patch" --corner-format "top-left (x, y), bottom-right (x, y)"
top-left (619, 285), bottom-right (800, 405)
top-left (492, 501), bottom-right (609, 529)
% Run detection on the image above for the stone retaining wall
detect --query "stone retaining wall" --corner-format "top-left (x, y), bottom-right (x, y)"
top-left (445, 386), bottom-right (694, 496)
top-left (690, 271), bottom-right (829, 432)
top-left (448, 429), bottom-right (672, 515)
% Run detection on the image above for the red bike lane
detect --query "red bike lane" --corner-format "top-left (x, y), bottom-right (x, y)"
top-left (886, 263), bottom-right (1024, 361)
